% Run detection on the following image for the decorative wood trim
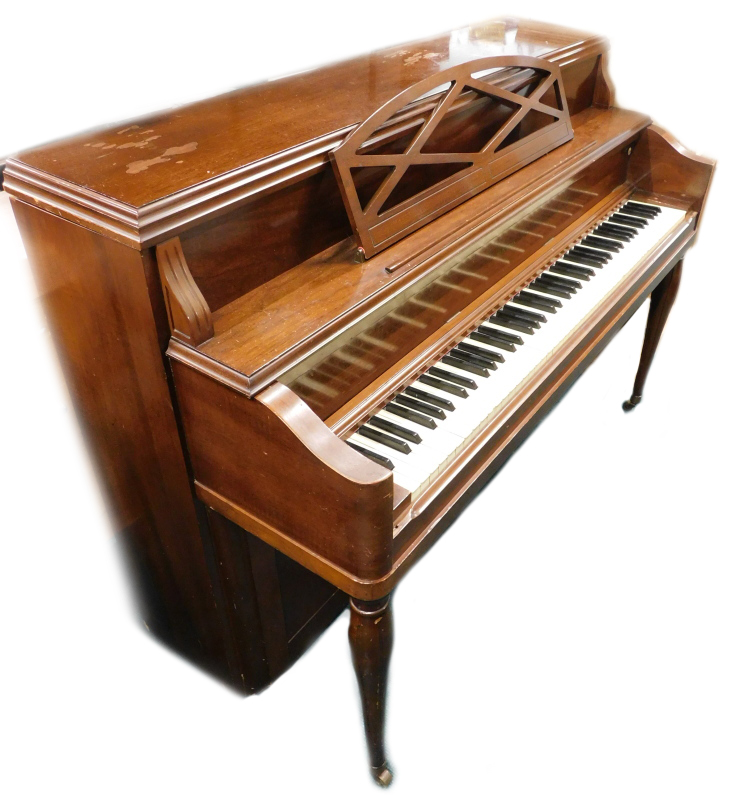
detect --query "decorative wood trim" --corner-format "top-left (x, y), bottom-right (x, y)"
top-left (593, 53), bottom-right (615, 108)
top-left (168, 339), bottom-right (252, 394)
top-left (331, 57), bottom-right (574, 257)
top-left (628, 124), bottom-right (715, 222)
top-left (2, 38), bottom-right (608, 249)
top-left (155, 237), bottom-right (214, 345)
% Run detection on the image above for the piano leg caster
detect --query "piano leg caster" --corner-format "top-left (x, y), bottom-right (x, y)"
top-left (623, 260), bottom-right (683, 412)
top-left (622, 394), bottom-right (642, 412)
top-left (371, 765), bottom-right (394, 787)
top-left (349, 595), bottom-right (393, 787)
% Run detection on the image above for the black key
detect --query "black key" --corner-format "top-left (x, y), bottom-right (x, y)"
top-left (504, 303), bottom-right (547, 324)
top-left (583, 235), bottom-right (622, 252)
top-left (367, 415), bottom-right (422, 444)
top-left (550, 262), bottom-right (594, 280)
top-left (348, 441), bottom-right (395, 471)
top-left (599, 221), bottom-right (636, 237)
top-left (490, 313), bottom-right (535, 335)
top-left (535, 273), bottom-right (577, 293)
top-left (498, 306), bottom-right (540, 329)
top-left (609, 213), bottom-right (647, 228)
top-left (599, 220), bottom-right (636, 234)
top-left (562, 250), bottom-right (605, 268)
top-left (399, 389), bottom-right (451, 416)
top-left (623, 200), bottom-right (661, 219)
top-left (532, 279), bottom-right (571, 299)
top-left (428, 366), bottom-right (477, 390)
top-left (513, 290), bottom-right (561, 313)
top-left (451, 347), bottom-right (497, 370)
top-left (442, 353), bottom-right (490, 377)
top-left (595, 224), bottom-right (633, 242)
top-left (570, 245), bottom-right (611, 263)
top-left (624, 201), bottom-right (660, 218)
top-left (626, 200), bottom-right (661, 212)
top-left (476, 325), bottom-right (522, 346)
top-left (620, 205), bottom-right (655, 220)
top-left (457, 341), bottom-right (505, 363)
top-left (470, 330), bottom-right (517, 352)
top-left (385, 401), bottom-right (437, 429)
top-left (540, 272), bottom-right (581, 291)
top-left (419, 374), bottom-right (469, 398)
top-left (358, 425), bottom-right (411, 454)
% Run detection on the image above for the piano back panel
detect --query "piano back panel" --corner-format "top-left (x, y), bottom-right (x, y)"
top-left (172, 56), bottom-right (605, 316)
top-left (284, 143), bottom-right (632, 420)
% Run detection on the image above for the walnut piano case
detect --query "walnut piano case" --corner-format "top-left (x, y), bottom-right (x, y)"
top-left (4, 17), bottom-right (713, 787)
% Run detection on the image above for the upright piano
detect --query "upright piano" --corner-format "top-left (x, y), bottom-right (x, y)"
top-left (3, 18), bottom-right (713, 786)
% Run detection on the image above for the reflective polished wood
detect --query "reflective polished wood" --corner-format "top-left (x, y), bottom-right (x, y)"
top-left (4, 17), bottom-right (713, 786)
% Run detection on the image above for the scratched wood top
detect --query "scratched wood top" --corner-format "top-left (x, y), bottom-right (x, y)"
top-left (12, 19), bottom-right (602, 208)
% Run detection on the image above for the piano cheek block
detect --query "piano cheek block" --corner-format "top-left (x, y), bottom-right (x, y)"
top-left (170, 362), bottom-right (396, 586)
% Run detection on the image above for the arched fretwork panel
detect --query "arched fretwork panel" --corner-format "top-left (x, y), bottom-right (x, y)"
top-left (330, 56), bottom-right (573, 257)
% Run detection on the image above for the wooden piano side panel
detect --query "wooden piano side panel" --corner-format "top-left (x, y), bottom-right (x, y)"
top-left (8, 199), bottom-right (228, 675)
top-left (629, 124), bottom-right (715, 220)
top-left (169, 362), bottom-right (396, 588)
top-left (9, 199), bottom-right (350, 695)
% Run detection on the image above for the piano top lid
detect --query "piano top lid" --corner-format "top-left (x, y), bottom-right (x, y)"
top-left (9, 19), bottom-right (606, 211)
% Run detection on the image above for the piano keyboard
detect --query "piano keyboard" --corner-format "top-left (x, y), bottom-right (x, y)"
top-left (346, 199), bottom-right (687, 501)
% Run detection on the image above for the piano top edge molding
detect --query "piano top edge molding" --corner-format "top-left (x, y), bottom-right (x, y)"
top-left (3, 18), bottom-right (607, 248)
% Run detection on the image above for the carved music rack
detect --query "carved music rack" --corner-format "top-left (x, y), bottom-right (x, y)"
top-left (330, 56), bottom-right (574, 258)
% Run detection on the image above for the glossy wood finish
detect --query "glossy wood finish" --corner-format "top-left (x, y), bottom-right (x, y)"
top-left (623, 260), bottom-right (683, 411)
top-left (10, 196), bottom-right (346, 695)
top-left (349, 595), bottom-right (394, 787)
top-left (288, 146), bottom-right (630, 420)
top-left (193, 108), bottom-right (648, 399)
top-left (206, 509), bottom-right (347, 686)
top-left (9, 198), bottom-right (225, 673)
top-left (331, 56), bottom-right (573, 256)
top-left (5, 15), bottom-right (716, 786)
top-left (170, 370), bottom-right (394, 580)
top-left (156, 237), bottom-right (214, 346)
top-left (6, 21), bottom-right (605, 208)
top-left (629, 125), bottom-right (715, 220)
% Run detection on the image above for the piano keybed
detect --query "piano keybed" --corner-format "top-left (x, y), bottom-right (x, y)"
top-left (345, 198), bottom-right (688, 504)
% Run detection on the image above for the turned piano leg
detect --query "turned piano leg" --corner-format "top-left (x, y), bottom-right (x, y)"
top-left (349, 595), bottom-right (394, 787)
top-left (623, 260), bottom-right (683, 411)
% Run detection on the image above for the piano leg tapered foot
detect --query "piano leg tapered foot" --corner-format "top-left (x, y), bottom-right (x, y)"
top-left (622, 394), bottom-right (642, 412)
top-left (349, 595), bottom-right (393, 787)
top-left (624, 260), bottom-right (682, 411)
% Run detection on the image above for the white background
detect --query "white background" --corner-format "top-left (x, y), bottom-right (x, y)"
top-left (1, 2), bottom-right (741, 798)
